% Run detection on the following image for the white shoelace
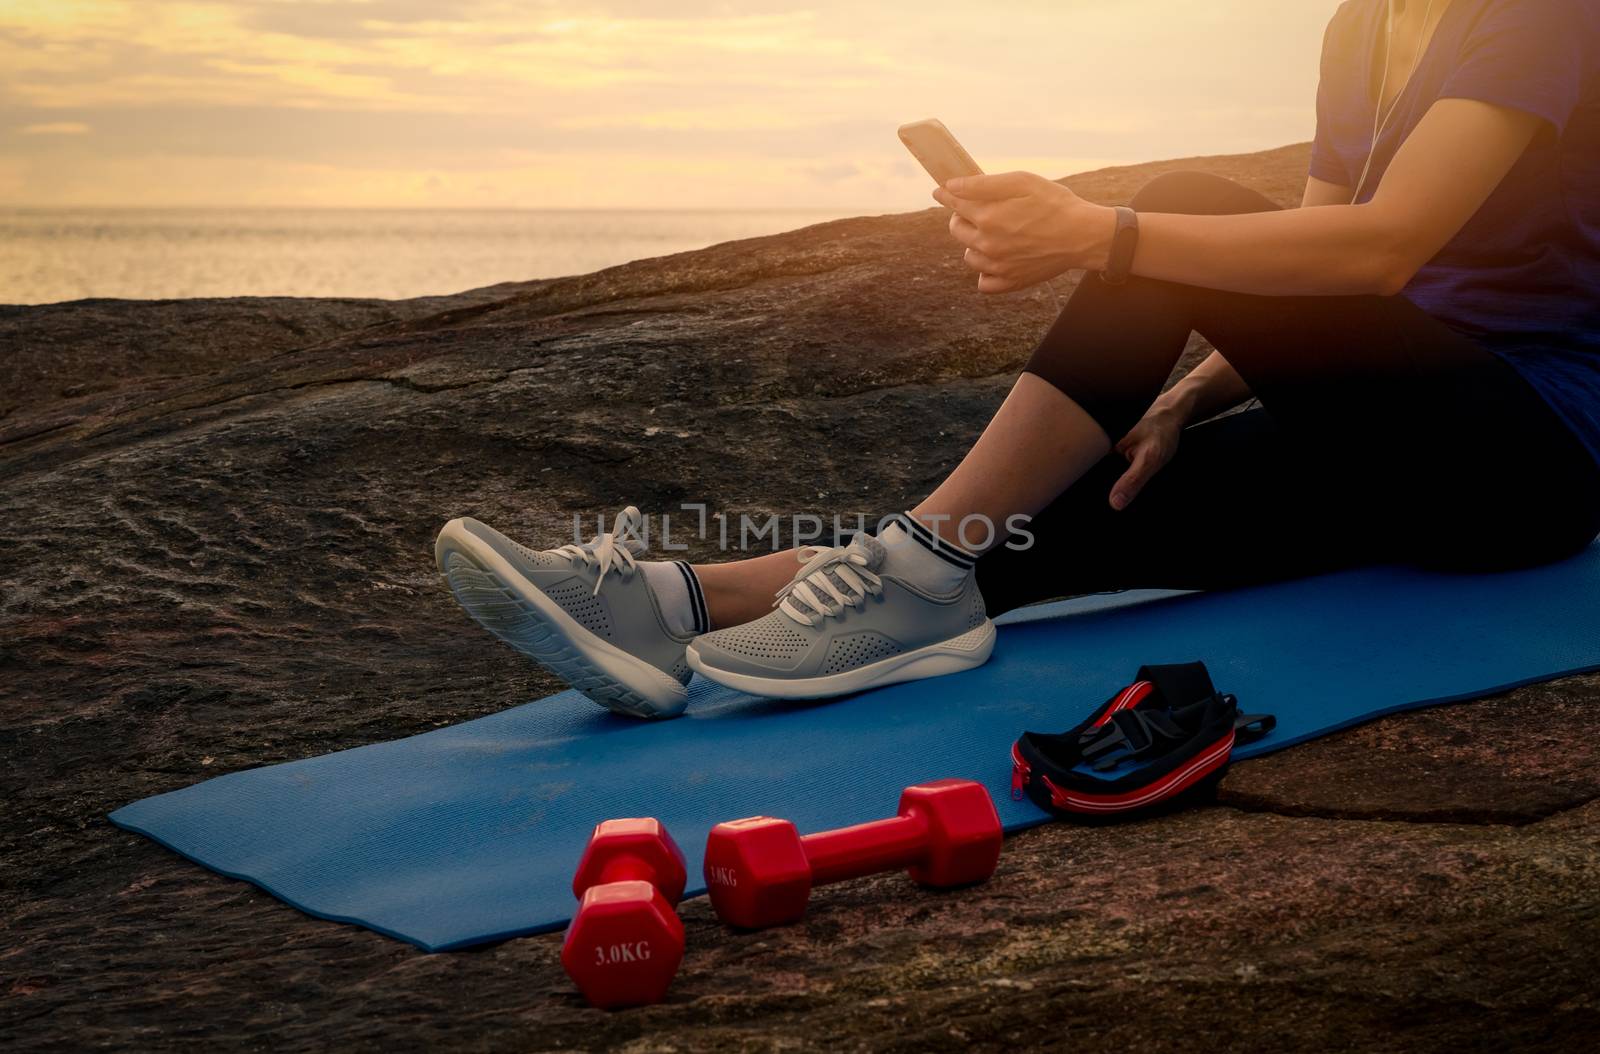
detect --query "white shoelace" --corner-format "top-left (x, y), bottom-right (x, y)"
top-left (774, 542), bottom-right (883, 626)
top-left (555, 506), bottom-right (645, 596)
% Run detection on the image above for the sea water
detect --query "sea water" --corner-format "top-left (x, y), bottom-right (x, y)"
top-left (0, 207), bottom-right (864, 305)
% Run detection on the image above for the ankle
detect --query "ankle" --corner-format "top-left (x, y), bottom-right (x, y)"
top-left (877, 513), bottom-right (976, 595)
top-left (903, 510), bottom-right (988, 559)
top-left (700, 584), bottom-right (770, 630)
top-left (693, 554), bottom-right (795, 629)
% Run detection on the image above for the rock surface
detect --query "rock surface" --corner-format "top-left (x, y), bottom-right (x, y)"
top-left (4, 142), bottom-right (1598, 1052)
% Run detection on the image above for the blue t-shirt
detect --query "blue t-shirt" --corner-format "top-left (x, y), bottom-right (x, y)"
top-left (1311, 0), bottom-right (1600, 464)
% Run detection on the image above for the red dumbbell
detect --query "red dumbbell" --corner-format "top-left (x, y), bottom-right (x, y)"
top-left (701, 779), bottom-right (1002, 929)
top-left (561, 818), bottom-right (687, 1009)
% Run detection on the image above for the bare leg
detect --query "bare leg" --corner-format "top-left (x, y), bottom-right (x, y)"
top-left (910, 372), bottom-right (1109, 550)
top-left (693, 373), bottom-right (1111, 628)
top-left (693, 550), bottom-right (798, 628)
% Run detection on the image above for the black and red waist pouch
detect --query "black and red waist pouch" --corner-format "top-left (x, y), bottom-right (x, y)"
top-left (1010, 661), bottom-right (1274, 820)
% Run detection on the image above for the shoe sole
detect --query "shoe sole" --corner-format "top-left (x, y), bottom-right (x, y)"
top-left (685, 619), bottom-right (996, 701)
top-left (435, 520), bottom-right (689, 719)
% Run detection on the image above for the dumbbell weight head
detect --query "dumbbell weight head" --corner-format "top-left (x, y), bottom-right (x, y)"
top-left (561, 881), bottom-right (684, 1008)
top-left (702, 815), bottom-right (811, 929)
top-left (900, 779), bottom-right (1003, 887)
top-left (569, 817), bottom-right (688, 903)
top-left (562, 818), bottom-right (688, 1009)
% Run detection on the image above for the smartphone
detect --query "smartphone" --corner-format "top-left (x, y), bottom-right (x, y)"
top-left (897, 118), bottom-right (983, 185)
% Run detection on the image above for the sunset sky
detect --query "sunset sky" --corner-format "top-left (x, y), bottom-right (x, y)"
top-left (0, 1), bottom-right (1334, 209)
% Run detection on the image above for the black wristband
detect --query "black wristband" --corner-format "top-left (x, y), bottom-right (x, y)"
top-left (1099, 206), bottom-right (1140, 286)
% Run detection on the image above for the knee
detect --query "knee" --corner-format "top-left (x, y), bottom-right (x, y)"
top-left (1129, 170), bottom-right (1272, 216)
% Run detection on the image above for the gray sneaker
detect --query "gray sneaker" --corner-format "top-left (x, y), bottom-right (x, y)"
top-left (434, 507), bottom-right (694, 719)
top-left (685, 534), bottom-right (995, 700)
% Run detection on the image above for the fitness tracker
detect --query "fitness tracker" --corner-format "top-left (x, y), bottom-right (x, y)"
top-left (1099, 205), bottom-right (1140, 286)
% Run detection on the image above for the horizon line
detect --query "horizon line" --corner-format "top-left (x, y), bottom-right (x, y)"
top-left (0, 203), bottom-right (908, 214)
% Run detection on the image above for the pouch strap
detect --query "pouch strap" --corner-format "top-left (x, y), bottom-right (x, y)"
top-left (1134, 661), bottom-right (1216, 709)
top-left (1233, 711), bottom-right (1277, 744)
top-left (1081, 707), bottom-right (1189, 771)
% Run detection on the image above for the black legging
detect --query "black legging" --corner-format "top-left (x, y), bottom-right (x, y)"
top-left (975, 172), bottom-right (1600, 617)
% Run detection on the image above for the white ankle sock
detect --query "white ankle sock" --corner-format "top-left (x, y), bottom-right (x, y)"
top-left (639, 560), bottom-right (708, 636)
top-left (876, 513), bottom-right (977, 595)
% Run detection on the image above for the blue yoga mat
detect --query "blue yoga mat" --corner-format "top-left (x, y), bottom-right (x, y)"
top-left (111, 546), bottom-right (1600, 951)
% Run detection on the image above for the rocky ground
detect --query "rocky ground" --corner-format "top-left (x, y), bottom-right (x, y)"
top-left (3, 143), bottom-right (1597, 1052)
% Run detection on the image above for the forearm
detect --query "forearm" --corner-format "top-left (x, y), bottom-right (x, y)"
top-left (1127, 203), bottom-right (1410, 297)
top-left (1151, 352), bottom-right (1252, 424)
top-left (944, 101), bottom-right (1541, 300)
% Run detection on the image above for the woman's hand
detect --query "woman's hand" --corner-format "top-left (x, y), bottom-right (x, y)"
top-left (932, 172), bottom-right (1118, 294)
top-left (1109, 404), bottom-right (1184, 511)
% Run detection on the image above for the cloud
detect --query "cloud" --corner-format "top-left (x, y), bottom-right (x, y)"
top-left (806, 162), bottom-right (860, 184)
top-left (238, 0), bottom-right (462, 41)
top-left (19, 121), bottom-right (92, 134)
top-left (0, 1), bottom-right (1335, 207)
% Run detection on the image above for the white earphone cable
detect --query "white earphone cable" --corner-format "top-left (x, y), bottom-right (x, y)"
top-left (1351, 0), bottom-right (1437, 203)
